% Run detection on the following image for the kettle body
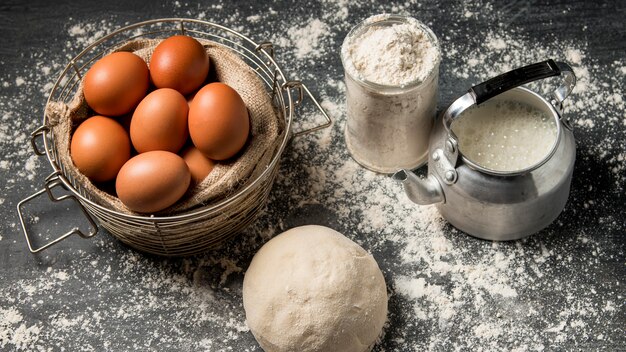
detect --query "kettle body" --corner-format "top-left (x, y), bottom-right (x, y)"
top-left (394, 60), bottom-right (577, 240)
top-left (429, 88), bottom-right (575, 240)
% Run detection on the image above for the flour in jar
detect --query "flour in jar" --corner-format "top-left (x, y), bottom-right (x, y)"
top-left (342, 14), bottom-right (439, 86)
top-left (341, 15), bottom-right (440, 173)
top-left (451, 99), bottom-right (558, 172)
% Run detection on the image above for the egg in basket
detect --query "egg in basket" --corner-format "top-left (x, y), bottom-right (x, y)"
top-left (17, 19), bottom-right (331, 256)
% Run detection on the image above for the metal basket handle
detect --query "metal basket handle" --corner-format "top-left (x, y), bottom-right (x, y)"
top-left (30, 125), bottom-right (49, 156)
top-left (282, 81), bottom-right (332, 138)
top-left (253, 41), bottom-right (331, 139)
top-left (17, 171), bottom-right (98, 253)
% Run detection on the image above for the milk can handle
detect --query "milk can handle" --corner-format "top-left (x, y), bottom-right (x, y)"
top-left (438, 59), bottom-right (577, 178)
top-left (443, 59), bottom-right (577, 133)
top-left (470, 59), bottom-right (575, 105)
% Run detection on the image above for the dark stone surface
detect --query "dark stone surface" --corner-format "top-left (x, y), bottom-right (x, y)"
top-left (1, 0), bottom-right (624, 351)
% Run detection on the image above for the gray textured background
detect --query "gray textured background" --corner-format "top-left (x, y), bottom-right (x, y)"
top-left (1, 0), bottom-right (624, 351)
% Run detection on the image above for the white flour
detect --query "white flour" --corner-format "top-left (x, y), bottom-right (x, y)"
top-left (342, 14), bottom-right (439, 86)
top-left (289, 19), bottom-right (330, 59)
top-left (341, 14), bottom-right (440, 172)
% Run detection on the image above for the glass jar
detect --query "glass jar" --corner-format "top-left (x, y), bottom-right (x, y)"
top-left (341, 14), bottom-right (441, 173)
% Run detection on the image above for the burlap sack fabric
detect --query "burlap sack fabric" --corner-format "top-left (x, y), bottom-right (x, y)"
top-left (46, 38), bottom-right (283, 216)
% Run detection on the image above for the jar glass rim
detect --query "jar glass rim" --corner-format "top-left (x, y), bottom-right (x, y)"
top-left (340, 14), bottom-right (441, 91)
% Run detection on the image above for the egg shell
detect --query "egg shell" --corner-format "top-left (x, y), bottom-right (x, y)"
top-left (149, 35), bottom-right (209, 95)
top-left (116, 151), bottom-right (191, 213)
top-left (83, 52), bottom-right (149, 116)
top-left (130, 88), bottom-right (189, 153)
top-left (180, 145), bottom-right (215, 184)
top-left (188, 82), bottom-right (250, 160)
top-left (70, 116), bottom-right (131, 183)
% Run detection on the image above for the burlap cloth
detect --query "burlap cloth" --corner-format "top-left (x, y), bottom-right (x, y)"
top-left (45, 38), bottom-right (283, 215)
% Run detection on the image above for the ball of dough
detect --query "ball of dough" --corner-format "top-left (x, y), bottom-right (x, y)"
top-left (243, 225), bottom-right (387, 352)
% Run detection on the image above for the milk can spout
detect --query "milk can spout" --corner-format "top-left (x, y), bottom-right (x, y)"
top-left (392, 169), bottom-right (445, 205)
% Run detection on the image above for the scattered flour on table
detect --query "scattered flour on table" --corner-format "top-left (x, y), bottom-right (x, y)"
top-left (292, 19), bottom-right (330, 59)
top-left (274, 18), bottom-right (330, 60)
top-left (246, 14), bottom-right (261, 23)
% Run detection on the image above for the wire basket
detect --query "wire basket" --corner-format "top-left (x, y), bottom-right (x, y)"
top-left (17, 18), bottom-right (331, 257)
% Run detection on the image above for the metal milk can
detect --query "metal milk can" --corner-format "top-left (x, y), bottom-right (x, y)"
top-left (394, 60), bottom-right (577, 240)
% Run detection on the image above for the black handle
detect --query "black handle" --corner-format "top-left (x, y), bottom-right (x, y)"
top-left (470, 59), bottom-right (566, 105)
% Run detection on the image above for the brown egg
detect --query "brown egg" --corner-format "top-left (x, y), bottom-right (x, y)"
top-left (130, 88), bottom-right (189, 153)
top-left (70, 116), bottom-right (130, 182)
top-left (180, 146), bottom-right (215, 184)
top-left (149, 35), bottom-right (209, 95)
top-left (83, 52), bottom-right (149, 116)
top-left (115, 151), bottom-right (191, 213)
top-left (188, 83), bottom-right (250, 160)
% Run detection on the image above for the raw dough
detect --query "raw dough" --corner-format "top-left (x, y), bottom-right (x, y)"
top-left (242, 225), bottom-right (388, 352)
